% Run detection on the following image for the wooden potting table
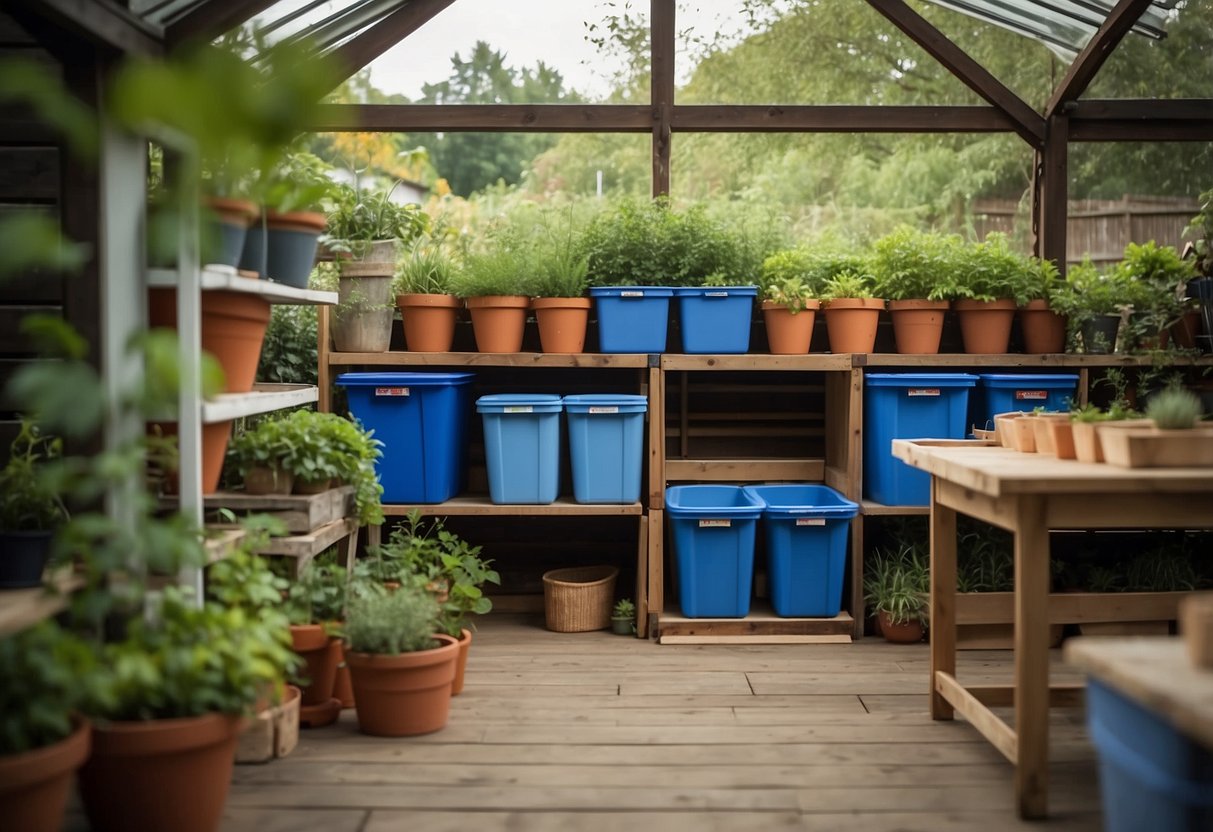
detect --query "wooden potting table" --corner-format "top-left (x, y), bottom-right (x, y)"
top-left (891, 439), bottom-right (1213, 819)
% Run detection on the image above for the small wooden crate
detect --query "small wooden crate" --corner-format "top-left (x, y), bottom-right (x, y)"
top-left (203, 486), bottom-right (355, 534)
top-left (236, 686), bottom-right (301, 764)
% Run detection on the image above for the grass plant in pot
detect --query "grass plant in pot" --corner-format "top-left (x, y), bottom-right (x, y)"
top-left (1070, 401), bottom-right (1145, 464)
top-left (285, 560), bottom-right (349, 727)
top-left (1014, 256), bottom-right (1066, 354)
top-left (344, 580), bottom-right (460, 737)
top-left (394, 241), bottom-right (461, 352)
top-left (759, 249), bottom-right (822, 355)
top-left (870, 227), bottom-right (958, 355)
top-left (819, 259), bottom-right (884, 354)
top-left (531, 218), bottom-right (592, 354)
top-left (952, 233), bottom-right (1022, 354)
top-left (863, 542), bottom-right (928, 644)
top-left (0, 421), bottom-right (67, 588)
top-left (451, 238), bottom-right (534, 353)
top-left (1100, 384), bottom-right (1213, 468)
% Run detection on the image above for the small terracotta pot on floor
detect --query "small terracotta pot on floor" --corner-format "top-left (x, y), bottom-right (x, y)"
top-left (0, 718), bottom-right (90, 832)
top-left (347, 634), bottom-right (460, 736)
top-left (878, 611), bottom-right (925, 644)
top-left (291, 624), bottom-right (343, 727)
top-left (452, 628), bottom-right (473, 696)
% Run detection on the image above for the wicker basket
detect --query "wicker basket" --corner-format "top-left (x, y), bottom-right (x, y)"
top-left (542, 565), bottom-right (619, 632)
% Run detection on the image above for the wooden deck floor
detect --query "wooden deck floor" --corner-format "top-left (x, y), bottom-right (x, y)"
top-left (223, 615), bottom-right (1102, 832)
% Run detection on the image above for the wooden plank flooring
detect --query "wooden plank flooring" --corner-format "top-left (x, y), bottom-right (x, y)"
top-left (222, 614), bottom-right (1102, 832)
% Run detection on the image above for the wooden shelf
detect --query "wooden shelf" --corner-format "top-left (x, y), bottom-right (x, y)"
top-left (661, 354), bottom-right (852, 371)
top-left (861, 501), bottom-right (930, 516)
top-left (381, 497), bottom-right (644, 516)
top-left (0, 571), bottom-right (83, 636)
top-left (203, 528), bottom-right (246, 564)
top-left (657, 607), bottom-right (854, 643)
top-left (201, 383), bottom-right (318, 423)
top-left (956, 590), bottom-right (1195, 626)
top-left (148, 266), bottom-right (337, 305)
top-left (858, 353), bottom-right (1213, 368)
top-left (665, 458), bottom-right (824, 482)
top-left (326, 351), bottom-right (651, 368)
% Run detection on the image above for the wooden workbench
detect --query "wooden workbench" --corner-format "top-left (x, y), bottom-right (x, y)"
top-left (891, 439), bottom-right (1213, 819)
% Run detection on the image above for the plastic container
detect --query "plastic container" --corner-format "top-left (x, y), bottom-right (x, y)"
top-left (562, 394), bottom-right (648, 503)
top-left (971, 374), bottom-right (1080, 433)
top-left (742, 484), bottom-right (859, 617)
top-left (589, 286), bottom-right (673, 353)
top-left (863, 373), bottom-right (979, 506)
top-left (336, 372), bottom-right (474, 504)
top-left (476, 394), bottom-right (563, 504)
top-left (1087, 679), bottom-right (1213, 832)
top-left (674, 286), bottom-right (758, 354)
top-left (665, 485), bottom-right (764, 618)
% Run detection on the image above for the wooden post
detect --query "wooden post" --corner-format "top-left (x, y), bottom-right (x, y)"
top-left (1037, 115), bottom-right (1069, 273)
top-left (650, 0), bottom-right (674, 198)
top-left (318, 305), bottom-right (331, 413)
top-left (929, 477), bottom-right (958, 721)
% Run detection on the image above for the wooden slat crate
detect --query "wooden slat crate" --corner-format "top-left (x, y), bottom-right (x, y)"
top-left (202, 486), bottom-right (355, 534)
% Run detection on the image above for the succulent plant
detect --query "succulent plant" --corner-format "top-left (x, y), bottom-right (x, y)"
top-left (1145, 386), bottom-right (1204, 430)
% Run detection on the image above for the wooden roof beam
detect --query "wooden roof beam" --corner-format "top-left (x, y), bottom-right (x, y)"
top-left (672, 104), bottom-right (1015, 133)
top-left (165, 0), bottom-right (282, 50)
top-left (865, 0), bottom-right (1044, 147)
top-left (12, 0), bottom-right (162, 56)
top-left (325, 0), bottom-right (457, 89)
top-left (1046, 0), bottom-right (1156, 118)
top-left (1068, 98), bottom-right (1213, 141)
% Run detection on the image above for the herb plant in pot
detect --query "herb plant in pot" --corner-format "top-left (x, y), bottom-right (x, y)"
top-left (285, 560), bottom-right (349, 727)
top-left (344, 581), bottom-right (460, 737)
top-left (818, 258), bottom-right (884, 354)
top-left (242, 150), bottom-right (333, 287)
top-left (1116, 242), bottom-right (1194, 352)
top-left (1052, 260), bottom-right (1122, 354)
top-left (394, 242), bottom-right (461, 352)
top-left (0, 422), bottom-right (67, 588)
top-left (611, 598), bottom-right (636, 635)
top-left (433, 523), bottom-right (499, 695)
top-left (951, 233), bottom-right (1023, 354)
top-left (531, 221), bottom-right (592, 354)
top-left (1099, 384), bottom-right (1213, 468)
top-left (759, 249), bottom-right (822, 355)
top-left (450, 241), bottom-right (534, 353)
top-left (1015, 256), bottom-right (1066, 354)
top-left (870, 227), bottom-right (958, 355)
top-left (227, 416), bottom-right (295, 495)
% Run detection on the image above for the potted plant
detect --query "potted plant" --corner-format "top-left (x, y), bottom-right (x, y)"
top-left (870, 227), bottom-right (958, 355)
top-left (241, 150), bottom-right (333, 287)
top-left (1099, 384), bottom-right (1213, 468)
top-left (611, 598), bottom-right (636, 635)
top-left (1069, 401), bottom-right (1146, 463)
top-left (818, 257), bottom-right (883, 354)
top-left (531, 218), bottom-right (592, 354)
top-left (450, 236), bottom-right (534, 353)
top-left (394, 241), bottom-right (461, 352)
top-left (0, 421), bottom-right (67, 588)
top-left (1115, 242), bottom-right (1195, 352)
top-left (1014, 256), bottom-right (1067, 354)
top-left (227, 416), bottom-right (295, 495)
top-left (434, 525), bottom-right (500, 695)
top-left (759, 249), bottom-right (822, 355)
top-left (951, 233), bottom-right (1023, 354)
top-left (863, 543), bottom-right (928, 643)
top-left (0, 622), bottom-right (95, 832)
top-left (284, 560), bottom-right (349, 728)
top-left (1052, 260), bottom-right (1123, 354)
top-left (344, 581), bottom-right (460, 737)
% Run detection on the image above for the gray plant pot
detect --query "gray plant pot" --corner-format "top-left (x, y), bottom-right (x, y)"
top-left (1081, 315), bottom-right (1121, 354)
top-left (331, 272), bottom-right (394, 352)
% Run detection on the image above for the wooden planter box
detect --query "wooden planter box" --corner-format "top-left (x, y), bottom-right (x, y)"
top-left (236, 686), bottom-right (301, 764)
top-left (1097, 426), bottom-right (1213, 469)
top-left (202, 486), bottom-right (355, 534)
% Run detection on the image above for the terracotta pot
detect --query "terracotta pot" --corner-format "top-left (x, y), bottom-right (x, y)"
top-left (888, 299), bottom-right (948, 354)
top-left (148, 289), bottom-right (272, 394)
top-left (954, 298), bottom-right (1016, 354)
top-left (1031, 414), bottom-right (1068, 456)
top-left (465, 295), bottom-right (530, 353)
top-left (397, 293), bottom-right (460, 352)
top-left (1048, 419), bottom-right (1077, 460)
top-left (332, 275), bottom-right (394, 353)
top-left (293, 477), bottom-right (333, 495)
top-left (1070, 421), bottom-right (1103, 463)
top-left (78, 713), bottom-right (241, 832)
top-left (333, 643), bottom-right (355, 710)
top-left (823, 297), bottom-right (884, 354)
top-left (452, 628), bottom-right (472, 696)
top-left (761, 299), bottom-right (818, 355)
top-left (878, 611), bottom-right (924, 644)
top-left (244, 464), bottom-right (293, 495)
top-left (1019, 299), bottom-right (1066, 354)
top-left (532, 296), bottom-right (591, 354)
top-left (290, 625), bottom-right (341, 707)
top-left (346, 633), bottom-right (459, 737)
top-left (0, 718), bottom-right (90, 832)
top-left (1172, 310), bottom-right (1202, 350)
top-left (151, 419), bottom-right (234, 495)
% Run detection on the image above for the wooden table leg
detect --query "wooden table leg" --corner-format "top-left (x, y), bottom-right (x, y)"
top-left (1014, 495), bottom-right (1051, 819)
top-left (929, 476), bottom-right (957, 720)
top-left (342, 521), bottom-right (358, 575)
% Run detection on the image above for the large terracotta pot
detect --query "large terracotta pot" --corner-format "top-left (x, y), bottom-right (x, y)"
top-left (878, 611), bottom-right (925, 644)
top-left (148, 288), bottom-right (272, 394)
top-left (333, 642), bottom-right (355, 710)
top-left (954, 298), bottom-right (1016, 354)
top-left (823, 297), bottom-right (883, 354)
top-left (290, 625), bottom-right (341, 708)
top-left (465, 295), bottom-right (530, 353)
top-left (397, 293), bottom-right (461, 352)
top-left (888, 299), bottom-right (948, 354)
top-left (761, 299), bottom-right (818, 355)
top-left (452, 628), bottom-right (472, 696)
top-left (346, 633), bottom-right (459, 736)
top-left (1019, 299), bottom-right (1066, 354)
top-left (78, 713), bottom-right (241, 832)
top-left (532, 297), bottom-right (591, 354)
top-left (0, 718), bottom-right (90, 832)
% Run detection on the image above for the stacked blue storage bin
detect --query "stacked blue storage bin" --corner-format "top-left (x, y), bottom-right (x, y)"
top-left (476, 394), bottom-right (563, 504)
top-left (971, 373), bottom-right (1080, 432)
top-left (666, 485), bottom-right (764, 617)
top-left (563, 394), bottom-right (648, 503)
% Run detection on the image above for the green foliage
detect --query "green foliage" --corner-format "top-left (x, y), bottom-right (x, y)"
top-left (1145, 385), bottom-right (1203, 430)
top-left (259, 149), bottom-right (334, 214)
top-left (531, 212), bottom-right (590, 298)
top-left (956, 521), bottom-right (1013, 593)
top-left (869, 226), bottom-right (961, 301)
top-left (612, 598), bottom-right (636, 619)
top-left (1115, 242), bottom-right (1195, 348)
top-left (762, 276), bottom-right (817, 313)
top-left (0, 213), bottom-right (90, 283)
top-left (1014, 257), bottom-right (1062, 305)
top-left (451, 243), bottom-right (535, 297)
top-left (257, 306), bottom-right (319, 385)
top-left (0, 622), bottom-right (96, 754)
top-left (1051, 259), bottom-right (1122, 324)
top-left (952, 232), bottom-right (1028, 303)
top-left (1184, 188), bottom-right (1213, 278)
top-left (324, 182), bottom-right (429, 256)
top-left (0, 420), bottom-right (67, 531)
top-left (1124, 548), bottom-right (1198, 592)
top-left (820, 269), bottom-right (876, 302)
top-left (345, 584), bottom-right (440, 655)
top-left (761, 248), bottom-right (820, 296)
top-left (863, 542), bottom-right (928, 625)
top-left (285, 560), bottom-right (349, 626)
top-left (393, 242), bottom-right (456, 295)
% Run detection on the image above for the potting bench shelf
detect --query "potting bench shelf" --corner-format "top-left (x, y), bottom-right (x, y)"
top-left (957, 590), bottom-right (1199, 626)
top-left (661, 354), bottom-right (852, 371)
top-left (379, 497), bottom-right (644, 516)
top-left (148, 266), bottom-right (338, 305)
top-left (860, 500), bottom-right (930, 516)
top-left (0, 571), bottom-right (84, 636)
top-left (857, 353), bottom-right (1213, 368)
top-left (201, 383), bottom-right (318, 423)
top-left (326, 351), bottom-right (652, 368)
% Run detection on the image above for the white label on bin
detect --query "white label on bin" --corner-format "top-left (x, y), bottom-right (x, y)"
top-left (504, 406), bottom-right (533, 413)
top-left (1016, 390), bottom-right (1048, 400)
top-left (375, 387), bottom-right (410, 397)
top-left (699, 519), bottom-right (731, 528)
top-left (907, 388), bottom-right (940, 397)
top-left (620, 290), bottom-right (644, 298)
top-left (705, 291), bottom-right (728, 297)
top-left (588, 406), bottom-right (619, 414)
top-left (796, 518), bottom-right (826, 526)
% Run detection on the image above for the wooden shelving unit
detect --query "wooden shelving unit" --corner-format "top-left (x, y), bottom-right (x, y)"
top-left (381, 497), bottom-right (643, 516)
top-left (0, 572), bottom-right (84, 637)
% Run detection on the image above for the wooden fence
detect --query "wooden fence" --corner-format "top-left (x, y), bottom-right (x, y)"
top-left (969, 195), bottom-right (1198, 267)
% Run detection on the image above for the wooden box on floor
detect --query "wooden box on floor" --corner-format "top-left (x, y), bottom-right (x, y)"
top-left (236, 687), bottom-right (301, 764)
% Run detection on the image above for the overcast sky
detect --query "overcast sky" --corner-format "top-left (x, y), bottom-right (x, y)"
top-left (366, 0), bottom-right (757, 100)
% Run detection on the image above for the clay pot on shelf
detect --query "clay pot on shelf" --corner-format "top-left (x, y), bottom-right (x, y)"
top-left (397, 293), bottom-right (461, 352)
top-left (822, 298), bottom-right (884, 354)
top-left (761, 300), bottom-right (819, 355)
top-left (1019, 300), bottom-right (1066, 354)
top-left (954, 298), bottom-right (1016, 354)
top-left (465, 295), bottom-right (530, 353)
top-left (531, 297), bottom-right (591, 354)
top-left (888, 299), bottom-right (948, 355)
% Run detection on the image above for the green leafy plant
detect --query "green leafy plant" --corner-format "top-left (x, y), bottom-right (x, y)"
top-left (257, 306), bottom-right (318, 385)
top-left (0, 622), bottom-right (96, 754)
top-left (345, 583), bottom-right (440, 655)
top-left (762, 275), bottom-right (816, 313)
top-left (258, 149), bottom-right (334, 214)
top-left (1145, 384), bottom-right (1203, 429)
top-left (1183, 188), bottom-right (1213, 278)
top-left (1085, 565), bottom-right (1125, 593)
top-left (0, 420), bottom-right (67, 531)
top-left (1012, 256), bottom-right (1062, 306)
top-left (450, 242), bottom-right (535, 298)
top-left (285, 560), bottom-right (350, 626)
top-left (863, 542), bottom-right (928, 625)
top-left (1115, 241), bottom-right (1195, 350)
top-left (760, 248), bottom-right (821, 296)
top-left (437, 531), bottom-right (500, 637)
top-left (869, 226), bottom-right (961, 301)
top-left (323, 181), bottom-right (429, 258)
top-left (952, 232), bottom-right (1028, 303)
top-left (956, 522), bottom-right (1013, 593)
top-left (1124, 548), bottom-right (1198, 592)
top-left (1051, 259), bottom-right (1123, 326)
top-left (612, 598), bottom-right (636, 618)
top-left (820, 269), bottom-right (876, 302)
top-left (393, 242), bottom-right (456, 296)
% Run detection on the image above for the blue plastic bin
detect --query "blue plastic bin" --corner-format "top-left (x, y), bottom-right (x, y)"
top-left (562, 394), bottom-right (648, 504)
top-left (742, 484), bottom-right (858, 617)
top-left (336, 372), bottom-right (474, 504)
top-left (589, 286), bottom-right (673, 353)
top-left (863, 373), bottom-right (978, 506)
top-left (971, 374), bottom-right (1080, 432)
top-left (1087, 679), bottom-right (1213, 832)
top-left (666, 485), bottom-right (764, 618)
top-left (477, 394), bottom-right (563, 504)
top-left (674, 286), bottom-right (758, 354)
